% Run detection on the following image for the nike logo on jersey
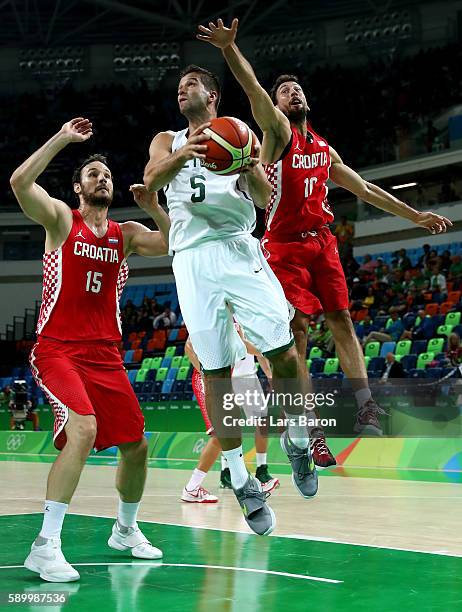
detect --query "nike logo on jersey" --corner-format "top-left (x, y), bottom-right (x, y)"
top-left (75, 230), bottom-right (86, 239)
top-left (318, 140), bottom-right (327, 147)
top-left (254, 267), bottom-right (263, 273)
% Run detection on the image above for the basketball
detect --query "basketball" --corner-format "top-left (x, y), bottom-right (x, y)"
top-left (201, 116), bottom-right (256, 175)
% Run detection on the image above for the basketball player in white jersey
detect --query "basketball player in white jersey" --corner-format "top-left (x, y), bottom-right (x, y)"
top-left (181, 331), bottom-right (279, 503)
top-left (144, 65), bottom-right (318, 536)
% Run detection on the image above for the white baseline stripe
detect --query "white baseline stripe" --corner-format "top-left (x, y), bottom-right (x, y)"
top-left (0, 562), bottom-right (341, 584)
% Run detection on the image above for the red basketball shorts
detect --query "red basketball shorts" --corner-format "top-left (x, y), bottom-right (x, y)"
top-left (191, 368), bottom-right (214, 435)
top-left (261, 226), bottom-right (349, 316)
top-left (30, 337), bottom-right (145, 452)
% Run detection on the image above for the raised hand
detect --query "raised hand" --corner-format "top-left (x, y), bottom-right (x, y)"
top-left (414, 211), bottom-right (453, 234)
top-left (197, 18), bottom-right (238, 49)
top-left (130, 184), bottom-right (159, 211)
top-left (178, 122), bottom-right (211, 161)
top-left (60, 117), bottom-right (93, 143)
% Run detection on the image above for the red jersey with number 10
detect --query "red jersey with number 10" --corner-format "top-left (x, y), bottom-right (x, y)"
top-left (36, 210), bottom-right (129, 342)
top-left (264, 124), bottom-right (334, 238)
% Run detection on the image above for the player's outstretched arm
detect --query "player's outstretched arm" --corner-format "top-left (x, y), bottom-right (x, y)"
top-left (144, 125), bottom-right (210, 192)
top-left (197, 19), bottom-right (290, 140)
top-left (122, 187), bottom-right (169, 257)
top-left (329, 147), bottom-right (452, 235)
top-left (10, 118), bottom-right (92, 231)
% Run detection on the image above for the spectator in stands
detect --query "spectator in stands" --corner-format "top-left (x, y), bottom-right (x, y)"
top-left (449, 255), bottom-right (462, 281)
top-left (350, 277), bottom-right (367, 307)
top-left (355, 314), bottom-right (378, 341)
top-left (430, 264), bottom-right (447, 294)
top-left (359, 254), bottom-right (378, 274)
top-left (440, 250), bottom-right (452, 275)
top-left (342, 247), bottom-right (360, 281)
top-left (401, 309), bottom-right (434, 341)
top-left (397, 248), bottom-right (412, 271)
top-left (364, 311), bottom-right (404, 345)
top-left (138, 308), bottom-right (154, 332)
top-left (417, 244), bottom-right (431, 268)
top-left (377, 263), bottom-right (392, 285)
top-left (380, 352), bottom-right (405, 381)
top-left (446, 333), bottom-right (462, 367)
top-left (401, 270), bottom-right (415, 293)
top-left (334, 216), bottom-right (354, 259)
top-left (153, 306), bottom-right (177, 329)
top-left (362, 286), bottom-right (376, 309)
top-left (310, 319), bottom-right (334, 355)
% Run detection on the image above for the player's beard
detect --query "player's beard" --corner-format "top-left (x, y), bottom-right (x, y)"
top-left (287, 106), bottom-right (307, 123)
top-left (82, 188), bottom-right (113, 208)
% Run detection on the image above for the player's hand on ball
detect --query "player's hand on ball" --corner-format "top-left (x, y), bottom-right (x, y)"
top-left (197, 18), bottom-right (238, 49)
top-left (240, 141), bottom-right (261, 174)
top-left (178, 123), bottom-right (211, 162)
top-left (60, 117), bottom-right (93, 143)
top-left (130, 184), bottom-right (159, 210)
top-left (415, 211), bottom-right (452, 234)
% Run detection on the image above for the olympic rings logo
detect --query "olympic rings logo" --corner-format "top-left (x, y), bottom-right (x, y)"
top-left (6, 433), bottom-right (26, 451)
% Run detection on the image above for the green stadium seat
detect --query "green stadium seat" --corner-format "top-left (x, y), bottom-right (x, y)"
top-left (141, 358), bottom-right (152, 370)
top-left (155, 367), bottom-right (168, 382)
top-left (135, 368), bottom-right (148, 382)
top-left (150, 357), bottom-right (162, 370)
top-left (416, 352), bottom-right (434, 370)
top-left (180, 356), bottom-right (191, 368)
top-left (364, 356), bottom-right (370, 368)
top-left (427, 338), bottom-right (444, 354)
top-left (385, 317), bottom-right (393, 329)
top-left (324, 358), bottom-right (339, 374)
top-left (394, 354), bottom-right (403, 362)
top-left (395, 340), bottom-right (411, 357)
top-left (306, 359), bottom-right (312, 371)
top-left (164, 346), bottom-right (177, 359)
top-left (445, 312), bottom-right (461, 327)
top-left (365, 342), bottom-right (380, 358)
top-left (437, 325), bottom-right (453, 337)
top-left (309, 346), bottom-right (323, 359)
top-left (176, 366), bottom-right (190, 381)
top-left (171, 356), bottom-right (183, 369)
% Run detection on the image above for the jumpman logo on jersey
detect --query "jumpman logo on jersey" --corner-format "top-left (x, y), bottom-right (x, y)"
top-left (294, 142), bottom-right (303, 151)
top-left (75, 230), bottom-right (86, 240)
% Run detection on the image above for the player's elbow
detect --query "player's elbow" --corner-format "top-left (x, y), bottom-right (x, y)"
top-left (143, 164), bottom-right (160, 193)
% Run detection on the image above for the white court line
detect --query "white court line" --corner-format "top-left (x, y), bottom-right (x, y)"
top-left (65, 512), bottom-right (462, 558)
top-left (0, 562), bottom-right (341, 584)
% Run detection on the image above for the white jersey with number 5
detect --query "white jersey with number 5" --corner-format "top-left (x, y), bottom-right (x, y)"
top-left (166, 129), bottom-right (256, 253)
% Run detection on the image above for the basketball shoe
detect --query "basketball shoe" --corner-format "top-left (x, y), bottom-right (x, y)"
top-left (280, 431), bottom-right (318, 498)
top-left (255, 465), bottom-right (280, 493)
top-left (219, 467), bottom-right (232, 489)
top-left (108, 521), bottom-right (163, 559)
top-left (181, 486), bottom-right (218, 503)
top-left (310, 428), bottom-right (336, 468)
top-left (233, 475), bottom-right (276, 536)
top-left (24, 537), bottom-right (80, 582)
top-left (354, 399), bottom-right (387, 436)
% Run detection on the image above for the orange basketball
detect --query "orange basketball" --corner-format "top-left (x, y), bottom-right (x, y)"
top-left (201, 117), bottom-right (256, 175)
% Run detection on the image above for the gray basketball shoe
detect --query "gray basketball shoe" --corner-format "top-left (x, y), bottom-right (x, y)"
top-left (233, 475), bottom-right (276, 536)
top-left (280, 431), bottom-right (318, 498)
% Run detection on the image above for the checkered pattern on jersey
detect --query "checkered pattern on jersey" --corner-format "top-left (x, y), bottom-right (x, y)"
top-left (29, 343), bottom-right (68, 447)
top-left (263, 161), bottom-right (282, 230)
top-left (116, 259), bottom-right (129, 334)
top-left (36, 248), bottom-right (63, 335)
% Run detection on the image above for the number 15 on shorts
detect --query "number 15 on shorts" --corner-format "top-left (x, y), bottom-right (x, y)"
top-left (86, 271), bottom-right (102, 293)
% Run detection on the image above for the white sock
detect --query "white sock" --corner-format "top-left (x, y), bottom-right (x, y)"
top-left (186, 468), bottom-right (207, 491)
top-left (355, 387), bottom-right (372, 408)
top-left (285, 413), bottom-right (309, 449)
top-left (221, 455), bottom-right (227, 470)
top-left (118, 500), bottom-right (140, 529)
top-left (256, 453), bottom-right (267, 467)
top-left (38, 500), bottom-right (68, 540)
top-left (222, 445), bottom-right (248, 489)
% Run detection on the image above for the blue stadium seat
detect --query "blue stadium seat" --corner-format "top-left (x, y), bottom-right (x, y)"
top-left (411, 340), bottom-right (427, 355)
top-left (154, 381), bottom-right (163, 393)
top-left (380, 341), bottom-right (396, 358)
top-left (409, 369), bottom-right (426, 379)
top-left (161, 357), bottom-right (172, 368)
top-left (368, 356), bottom-right (385, 372)
top-left (172, 380), bottom-right (185, 393)
top-left (168, 329), bottom-right (179, 342)
top-left (167, 368), bottom-right (178, 381)
top-left (401, 354), bottom-right (417, 371)
top-left (142, 381), bottom-right (154, 393)
top-left (425, 368), bottom-right (443, 379)
top-left (146, 369), bottom-right (158, 381)
top-left (310, 358), bottom-right (325, 374)
top-left (175, 344), bottom-right (185, 356)
top-left (127, 370), bottom-right (138, 384)
top-left (161, 379), bottom-right (174, 394)
top-left (124, 350), bottom-right (134, 364)
top-left (134, 382), bottom-right (143, 393)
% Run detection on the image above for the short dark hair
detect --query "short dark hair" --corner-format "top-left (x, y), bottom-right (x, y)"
top-left (180, 64), bottom-right (221, 108)
top-left (72, 154), bottom-right (109, 186)
top-left (270, 74), bottom-right (301, 104)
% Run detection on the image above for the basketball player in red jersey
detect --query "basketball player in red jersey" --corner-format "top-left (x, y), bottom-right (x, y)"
top-left (10, 117), bottom-right (170, 582)
top-left (198, 19), bottom-right (452, 460)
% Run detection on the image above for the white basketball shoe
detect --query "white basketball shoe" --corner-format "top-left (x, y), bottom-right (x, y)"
top-left (108, 521), bottom-right (163, 559)
top-left (181, 486), bottom-right (219, 503)
top-left (24, 537), bottom-right (80, 582)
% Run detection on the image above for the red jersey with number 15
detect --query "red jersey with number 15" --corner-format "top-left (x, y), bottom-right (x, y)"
top-left (36, 209), bottom-right (129, 342)
top-left (264, 124), bottom-right (334, 238)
